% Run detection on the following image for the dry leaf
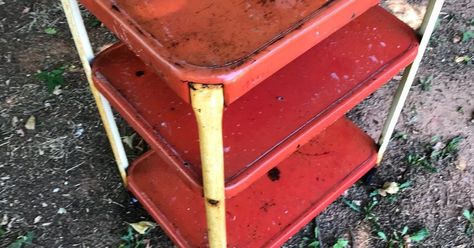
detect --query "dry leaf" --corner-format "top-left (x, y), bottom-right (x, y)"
top-left (24, 115), bottom-right (36, 130)
top-left (378, 182), bottom-right (400, 196)
top-left (53, 86), bottom-right (63, 95)
top-left (453, 35), bottom-right (461, 43)
top-left (22, 7), bottom-right (30, 14)
top-left (456, 158), bottom-right (467, 171)
top-left (129, 221), bottom-right (156, 234)
top-left (34, 216), bottom-right (42, 224)
top-left (455, 56), bottom-right (470, 63)
top-left (11, 116), bottom-right (19, 127)
top-left (16, 129), bottom-right (25, 137)
top-left (122, 133), bottom-right (136, 149)
top-left (1, 214), bottom-right (8, 226)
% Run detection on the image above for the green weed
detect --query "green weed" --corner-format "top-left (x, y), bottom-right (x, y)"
top-left (418, 75), bottom-right (433, 91)
top-left (302, 227), bottom-right (349, 248)
top-left (343, 197), bottom-right (379, 224)
top-left (87, 16), bottom-right (102, 28)
top-left (119, 226), bottom-right (151, 248)
top-left (378, 227), bottom-right (429, 248)
top-left (462, 31), bottom-right (474, 43)
top-left (407, 153), bottom-right (437, 172)
top-left (8, 231), bottom-right (34, 248)
top-left (392, 131), bottom-right (408, 141)
top-left (37, 66), bottom-right (66, 92)
top-left (463, 209), bottom-right (474, 235)
top-left (332, 238), bottom-right (349, 248)
top-left (305, 226), bottom-right (321, 248)
top-left (44, 27), bottom-right (57, 35)
top-left (407, 136), bottom-right (463, 172)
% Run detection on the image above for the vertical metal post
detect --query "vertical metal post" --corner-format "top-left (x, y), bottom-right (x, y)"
top-left (377, 0), bottom-right (445, 164)
top-left (190, 84), bottom-right (227, 248)
top-left (61, 0), bottom-right (129, 184)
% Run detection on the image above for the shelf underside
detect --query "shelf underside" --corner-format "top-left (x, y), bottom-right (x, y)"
top-left (93, 6), bottom-right (418, 197)
top-left (128, 118), bottom-right (377, 247)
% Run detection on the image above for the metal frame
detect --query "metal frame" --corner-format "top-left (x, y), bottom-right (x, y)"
top-left (190, 84), bottom-right (227, 248)
top-left (62, 0), bottom-right (444, 246)
top-left (377, 0), bottom-right (445, 164)
top-left (61, 0), bottom-right (129, 184)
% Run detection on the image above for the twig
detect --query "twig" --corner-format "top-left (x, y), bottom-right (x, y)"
top-left (65, 161), bottom-right (84, 173)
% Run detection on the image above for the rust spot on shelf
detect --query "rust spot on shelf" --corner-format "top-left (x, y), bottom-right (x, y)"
top-left (267, 167), bottom-right (280, 181)
top-left (260, 201), bottom-right (276, 212)
top-left (135, 71), bottom-right (145, 77)
top-left (111, 5), bottom-right (120, 12)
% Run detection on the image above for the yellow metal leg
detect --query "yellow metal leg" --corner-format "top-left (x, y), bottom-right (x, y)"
top-left (190, 84), bottom-right (226, 248)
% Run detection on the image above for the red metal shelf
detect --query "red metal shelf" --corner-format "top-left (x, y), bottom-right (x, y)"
top-left (81, 0), bottom-right (378, 103)
top-left (92, 7), bottom-right (418, 197)
top-left (128, 118), bottom-right (377, 248)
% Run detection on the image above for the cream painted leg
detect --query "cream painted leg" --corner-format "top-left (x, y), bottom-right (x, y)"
top-left (61, 0), bottom-right (129, 184)
top-left (377, 0), bottom-right (445, 164)
top-left (190, 84), bottom-right (226, 248)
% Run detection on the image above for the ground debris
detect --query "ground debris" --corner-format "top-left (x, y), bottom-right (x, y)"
top-left (24, 115), bottom-right (36, 130)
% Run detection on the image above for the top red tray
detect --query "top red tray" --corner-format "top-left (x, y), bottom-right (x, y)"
top-left (81, 0), bottom-right (378, 103)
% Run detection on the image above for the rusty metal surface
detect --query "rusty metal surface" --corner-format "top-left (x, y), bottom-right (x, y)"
top-left (114, 0), bottom-right (329, 67)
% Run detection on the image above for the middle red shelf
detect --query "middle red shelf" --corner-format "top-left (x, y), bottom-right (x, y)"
top-left (92, 6), bottom-right (418, 197)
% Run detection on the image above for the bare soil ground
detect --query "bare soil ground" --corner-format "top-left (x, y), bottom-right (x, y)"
top-left (0, 0), bottom-right (473, 247)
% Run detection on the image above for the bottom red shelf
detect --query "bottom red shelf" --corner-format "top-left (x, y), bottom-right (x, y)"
top-left (128, 118), bottom-right (377, 247)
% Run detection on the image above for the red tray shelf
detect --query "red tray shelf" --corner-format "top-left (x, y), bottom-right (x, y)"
top-left (80, 0), bottom-right (378, 104)
top-left (128, 118), bottom-right (377, 247)
top-left (92, 7), bottom-right (418, 197)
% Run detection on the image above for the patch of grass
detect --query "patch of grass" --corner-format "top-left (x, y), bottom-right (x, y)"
top-left (407, 153), bottom-right (437, 172)
top-left (378, 227), bottom-right (429, 248)
top-left (418, 75), bottom-right (433, 91)
top-left (37, 66), bottom-right (66, 92)
top-left (431, 136), bottom-right (463, 161)
top-left (8, 231), bottom-right (34, 248)
top-left (463, 209), bottom-right (474, 235)
top-left (86, 16), bottom-right (102, 28)
top-left (343, 197), bottom-right (379, 225)
top-left (119, 226), bottom-right (150, 248)
top-left (44, 27), bottom-right (57, 35)
top-left (305, 226), bottom-right (321, 248)
top-left (462, 31), bottom-right (474, 43)
top-left (332, 238), bottom-right (349, 248)
top-left (407, 136), bottom-right (463, 172)
top-left (302, 227), bottom-right (349, 248)
top-left (392, 131), bottom-right (408, 140)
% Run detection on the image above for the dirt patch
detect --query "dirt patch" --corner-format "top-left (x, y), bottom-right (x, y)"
top-left (0, 0), bottom-right (473, 247)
